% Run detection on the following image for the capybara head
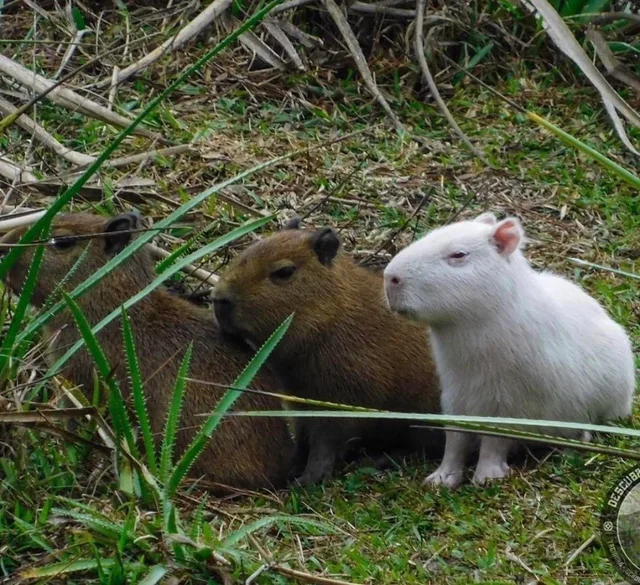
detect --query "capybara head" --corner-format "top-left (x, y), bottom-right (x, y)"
top-left (1, 212), bottom-right (154, 307)
top-left (384, 212), bottom-right (525, 324)
top-left (213, 219), bottom-right (345, 346)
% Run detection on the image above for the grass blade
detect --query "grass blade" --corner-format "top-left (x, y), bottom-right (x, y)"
top-left (138, 566), bottom-right (169, 585)
top-left (166, 314), bottom-right (294, 497)
top-left (19, 559), bottom-right (117, 579)
top-left (233, 408), bottom-right (640, 440)
top-left (527, 111), bottom-right (640, 188)
top-left (121, 307), bottom-right (157, 476)
top-left (0, 220), bottom-right (49, 375)
top-left (159, 343), bottom-right (193, 483)
top-left (222, 515), bottom-right (335, 549)
top-left (569, 257), bottom-right (640, 280)
top-left (61, 292), bottom-right (137, 457)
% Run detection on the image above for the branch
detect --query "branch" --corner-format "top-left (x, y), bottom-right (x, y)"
top-left (586, 28), bottom-right (640, 95)
top-left (581, 11), bottom-right (640, 25)
top-left (270, 565), bottom-right (364, 585)
top-left (263, 20), bottom-right (306, 70)
top-left (0, 96), bottom-right (96, 166)
top-left (323, 0), bottom-right (406, 135)
top-left (349, 1), bottom-right (416, 18)
top-left (74, 144), bottom-right (195, 170)
top-left (414, 0), bottom-right (490, 165)
top-left (0, 154), bottom-right (37, 184)
top-left (0, 53), bottom-right (159, 140)
top-left (95, 0), bottom-right (233, 89)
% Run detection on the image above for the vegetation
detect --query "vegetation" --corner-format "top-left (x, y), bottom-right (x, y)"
top-left (0, 1), bottom-right (639, 584)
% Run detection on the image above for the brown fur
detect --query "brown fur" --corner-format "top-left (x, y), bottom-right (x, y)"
top-left (213, 224), bottom-right (443, 486)
top-left (1, 213), bottom-right (293, 490)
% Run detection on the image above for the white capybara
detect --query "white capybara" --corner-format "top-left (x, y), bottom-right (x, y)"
top-left (384, 212), bottom-right (635, 488)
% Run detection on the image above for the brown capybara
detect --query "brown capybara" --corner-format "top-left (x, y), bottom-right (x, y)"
top-left (1, 212), bottom-right (293, 490)
top-left (213, 218), bottom-right (443, 486)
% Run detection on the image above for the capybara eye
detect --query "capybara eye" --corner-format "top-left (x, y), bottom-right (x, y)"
top-left (50, 237), bottom-right (75, 250)
top-left (270, 265), bottom-right (296, 281)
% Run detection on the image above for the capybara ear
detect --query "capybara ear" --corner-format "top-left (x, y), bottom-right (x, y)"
top-left (473, 212), bottom-right (497, 226)
top-left (492, 218), bottom-right (523, 257)
top-left (283, 216), bottom-right (302, 230)
top-left (309, 228), bottom-right (340, 266)
top-left (103, 212), bottom-right (141, 255)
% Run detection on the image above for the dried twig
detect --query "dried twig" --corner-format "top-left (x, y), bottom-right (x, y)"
top-left (587, 28), bottom-right (640, 95)
top-left (53, 29), bottom-right (91, 80)
top-left (0, 54), bottom-right (159, 139)
top-left (0, 34), bottom-right (163, 134)
top-left (0, 154), bottom-right (37, 184)
top-left (349, 1), bottom-right (416, 18)
top-left (74, 144), bottom-right (195, 170)
top-left (323, 0), bottom-right (406, 135)
top-left (148, 244), bottom-right (219, 285)
top-left (0, 96), bottom-right (96, 166)
top-left (96, 0), bottom-right (233, 89)
top-left (270, 564), bottom-right (363, 585)
top-left (263, 20), bottom-right (306, 70)
top-left (272, 0), bottom-right (317, 15)
top-left (414, 0), bottom-right (490, 165)
top-left (565, 534), bottom-right (596, 566)
top-left (277, 20), bottom-right (323, 48)
top-left (582, 11), bottom-right (640, 25)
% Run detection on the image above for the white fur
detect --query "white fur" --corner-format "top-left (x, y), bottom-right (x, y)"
top-left (384, 213), bottom-right (636, 488)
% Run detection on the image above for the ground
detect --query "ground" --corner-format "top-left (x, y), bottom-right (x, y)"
top-left (0, 6), bottom-right (639, 585)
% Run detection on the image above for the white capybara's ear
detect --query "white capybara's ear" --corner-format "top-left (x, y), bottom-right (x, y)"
top-left (473, 212), bottom-right (497, 226)
top-left (492, 218), bottom-right (523, 256)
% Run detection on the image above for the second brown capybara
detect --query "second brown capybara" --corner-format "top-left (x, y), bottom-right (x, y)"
top-left (213, 218), bottom-right (443, 486)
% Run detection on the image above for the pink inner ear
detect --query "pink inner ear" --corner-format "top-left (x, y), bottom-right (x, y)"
top-left (493, 219), bottom-right (521, 256)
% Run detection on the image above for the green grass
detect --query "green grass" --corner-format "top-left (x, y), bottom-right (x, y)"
top-left (1, 8), bottom-right (639, 583)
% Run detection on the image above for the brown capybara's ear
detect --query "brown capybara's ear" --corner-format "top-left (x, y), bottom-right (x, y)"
top-left (283, 216), bottom-right (302, 230)
top-left (309, 228), bottom-right (340, 266)
top-left (103, 212), bottom-right (141, 255)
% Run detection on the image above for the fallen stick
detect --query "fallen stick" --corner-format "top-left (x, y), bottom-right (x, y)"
top-left (587, 28), bottom-right (640, 95)
top-left (263, 20), bottom-right (305, 70)
top-left (271, 0), bottom-right (316, 14)
top-left (276, 20), bottom-right (323, 49)
top-left (95, 0), bottom-right (233, 89)
top-left (148, 245), bottom-right (219, 285)
top-left (323, 0), bottom-right (406, 136)
top-left (0, 96), bottom-right (96, 166)
top-left (269, 564), bottom-right (363, 585)
top-left (73, 144), bottom-right (195, 170)
top-left (349, 1), bottom-right (416, 18)
top-left (0, 208), bottom-right (219, 286)
top-left (414, 0), bottom-right (490, 165)
top-left (0, 53), bottom-right (159, 140)
top-left (0, 31), bottom-right (166, 135)
top-left (0, 155), bottom-right (37, 184)
top-left (219, 13), bottom-right (287, 70)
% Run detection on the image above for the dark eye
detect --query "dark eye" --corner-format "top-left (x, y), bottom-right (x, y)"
top-left (449, 251), bottom-right (467, 259)
top-left (270, 265), bottom-right (296, 281)
top-left (50, 237), bottom-right (75, 250)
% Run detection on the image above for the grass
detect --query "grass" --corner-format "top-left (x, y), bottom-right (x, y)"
top-left (1, 5), bottom-right (639, 584)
